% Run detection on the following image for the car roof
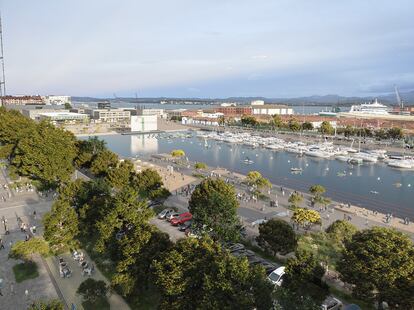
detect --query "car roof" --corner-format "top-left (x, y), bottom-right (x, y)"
top-left (179, 212), bottom-right (191, 216)
top-left (271, 266), bottom-right (285, 275)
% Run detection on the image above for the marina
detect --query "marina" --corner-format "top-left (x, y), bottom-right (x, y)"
top-left (84, 131), bottom-right (414, 218)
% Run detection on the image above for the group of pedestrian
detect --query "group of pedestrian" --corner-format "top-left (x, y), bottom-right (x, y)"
top-left (385, 213), bottom-right (393, 223)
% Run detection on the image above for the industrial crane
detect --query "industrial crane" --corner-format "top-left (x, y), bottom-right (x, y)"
top-left (394, 85), bottom-right (404, 111)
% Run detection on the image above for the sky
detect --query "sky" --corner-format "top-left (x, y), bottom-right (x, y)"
top-left (2, 0), bottom-right (414, 98)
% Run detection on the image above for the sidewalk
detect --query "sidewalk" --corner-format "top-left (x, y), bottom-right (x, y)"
top-left (45, 251), bottom-right (130, 310)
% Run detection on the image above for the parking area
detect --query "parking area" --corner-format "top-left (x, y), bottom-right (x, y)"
top-left (150, 217), bottom-right (186, 242)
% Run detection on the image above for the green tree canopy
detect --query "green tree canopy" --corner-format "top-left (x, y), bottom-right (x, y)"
top-left (77, 278), bottom-right (108, 303)
top-left (9, 238), bottom-right (50, 262)
top-left (189, 178), bottom-right (240, 242)
top-left (257, 219), bottom-right (297, 255)
top-left (309, 184), bottom-right (330, 206)
top-left (105, 160), bottom-right (135, 190)
top-left (288, 192), bottom-right (303, 208)
top-left (89, 150), bottom-right (119, 177)
top-left (319, 121), bottom-right (334, 135)
top-left (283, 251), bottom-right (328, 305)
top-left (271, 115), bottom-right (283, 128)
top-left (241, 115), bottom-right (258, 126)
top-left (291, 208), bottom-right (321, 230)
top-left (131, 168), bottom-right (169, 199)
top-left (245, 171), bottom-right (272, 189)
top-left (170, 149), bottom-right (185, 157)
top-left (194, 162), bottom-right (207, 170)
top-left (301, 122), bottom-right (314, 131)
top-left (11, 122), bottom-right (77, 187)
top-left (325, 220), bottom-right (357, 245)
top-left (75, 137), bottom-right (107, 168)
top-left (43, 199), bottom-right (79, 254)
top-left (28, 299), bottom-right (64, 310)
top-left (153, 237), bottom-right (273, 310)
top-left (387, 127), bottom-right (404, 140)
top-left (338, 227), bottom-right (414, 308)
top-left (288, 120), bottom-right (301, 132)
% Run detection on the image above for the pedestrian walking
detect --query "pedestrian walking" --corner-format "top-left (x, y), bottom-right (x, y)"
top-left (0, 238), bottom-right (4, 250)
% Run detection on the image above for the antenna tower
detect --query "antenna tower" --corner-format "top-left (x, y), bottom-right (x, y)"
top-left (0, 11), bottom-right (6, 96)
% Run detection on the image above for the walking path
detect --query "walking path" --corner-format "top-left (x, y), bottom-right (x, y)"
top-left (146, 156), bottom-right (414, 238)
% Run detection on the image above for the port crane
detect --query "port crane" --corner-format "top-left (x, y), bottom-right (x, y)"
top-left (394, 85), bottom-right (404, 111)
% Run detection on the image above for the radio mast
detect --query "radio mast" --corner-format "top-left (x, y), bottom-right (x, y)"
top-left (0, 11), bottom-right (6, 96)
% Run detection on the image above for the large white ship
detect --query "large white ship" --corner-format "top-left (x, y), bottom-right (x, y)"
top-left (348, 99), bottom-right (389, 115)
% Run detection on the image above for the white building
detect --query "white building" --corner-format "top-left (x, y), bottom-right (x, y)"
top-left (252, 104), bottom-right (293, 115)
top-left (137, 107), bottom-right (166, 119)
top-left (181, 117), bottom-right (220, 126)
top-left (251, 100), bottom-right (265, 106)
top-left (130, 115), bottom-right (158, 132)
top-left (86, 108), bottom-right (131, 123)
top-left (42, 95), bottom-right (71, 105)
top-left (38, 112), bottom-right (89, 123)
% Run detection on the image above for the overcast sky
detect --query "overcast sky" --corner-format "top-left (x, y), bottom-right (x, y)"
top-left (3, 0), bottom-right (414, 98)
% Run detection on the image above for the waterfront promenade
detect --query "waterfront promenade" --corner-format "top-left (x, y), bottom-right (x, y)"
top-left (143, 155), bottom-right (414, 238)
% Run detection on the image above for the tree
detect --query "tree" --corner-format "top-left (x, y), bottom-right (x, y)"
top-left (387, 127), bottom-right (404, 140)
top-left (194, 162), bottom-right (207, 170)
top-left (245, 171), bottom-right (271, 190)
top-left (338, 227), bottom-right (414, 308)
top-left (95, 187), bottom-right (153, 295)
top-left (325, 220), bottom-right (357, 245)
top-left (89, 150), bottom-right (119, 177)
top-left (291, 208), bottom-right (321, 230)
top-left (153, 237), bottom-right (273, 310)
top-left (43, 199), bottom-right (79, 253)
top-left (241, 115), bottom-right (258, 126)
top-left (189, 178), bottom-right (240, 242)
top-left (75, 137), bottom-right (107, 168)
top-left (77, 279), bottom-right (108, 303)
top-left (282, 251), bottom-right (328, 305)
top-left (288, 120), bottom-right (301, 132)
top-left (105, 160), bottom-right (135, 190)
top-left (257, 219), bottom-right (297, 255)
top-left (64, 102), bottom-right (72, 110)
top-left (9, 238), bottom-right (50, 262)
top-left (11, 122), bottom-right (77, 187)
top-left (301, 122), bottom-right (314, 131)
top-left (170, 149), bottom-right (185, 157)
top-left (271, 115), bottom-right (283, 128)
top-left (131, 168), bottom-right (169, 199)
top-left (28, 299), bottom-right (64, 310)
top-left (309, 184), bottom-right (330, 206)
top-left (274, 287), bottom-right (321, 310)
top-left (288, 192), bottom-right (303, 208)
top-left (319, 121), bottom-right (334, 135)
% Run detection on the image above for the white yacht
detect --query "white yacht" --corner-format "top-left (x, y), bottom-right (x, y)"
top-left (348, 99), bottom-right (389, 115)
top-left (352, 152), bottom-right (378, 163)
top-left (305, 149), bottom-right (332, 158)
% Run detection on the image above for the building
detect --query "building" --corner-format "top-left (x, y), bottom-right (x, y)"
top-left (136, 107), bottom-right (166, 118)
top-left (86, 108), bottom-right (131, 124)
top-left (97, 101), bottom-right (111, 109)
top-left (166, 109), bottom-right (187, 118)
top-left (42, 95), bottom-right (71, 105)
top-left (214, 106), bottom-right (252, 117)
top-left (0, 95), bottom-right (44, 106)
top-left (22, 108), bottom-right (69, 121)
top-left (251, 104), bottom-right (293, 115)
top-left (251, 100), bottom-right (265, 106)
top-left (38, 112), bottom-right (89, 124)
top-left (130, 115), bottom-right (158, 132)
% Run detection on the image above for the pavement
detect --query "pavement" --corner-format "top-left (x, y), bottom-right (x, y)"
top-left (0, 164), bottom-right (129, 310)
top-left (145, 156), bottom-right (414, 240)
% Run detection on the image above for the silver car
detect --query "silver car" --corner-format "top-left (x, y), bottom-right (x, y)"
top-left (158, 208), bottom-right (174, 219)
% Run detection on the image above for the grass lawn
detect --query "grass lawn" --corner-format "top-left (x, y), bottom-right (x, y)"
top-left (12, 261), bottom-right (39, 283)
top-left (82, 297), bottom-right (110, 310)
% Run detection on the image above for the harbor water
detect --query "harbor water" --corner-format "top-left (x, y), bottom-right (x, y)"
top-left (86, 133), bottom-right (414, 218)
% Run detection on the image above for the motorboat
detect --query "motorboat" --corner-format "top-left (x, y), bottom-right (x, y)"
top-left (290, 167), bottom-right (303, 172)
top-left (336, 155), bottom-right (351, 162)
top-left (243, 157), bottom-right (254, 164)
top-left (353, 152), bottom-right (378, 163)
top-left (387, 159), bottom-right (414, 169)
top-left (305, 149), bottom-right (332, 158)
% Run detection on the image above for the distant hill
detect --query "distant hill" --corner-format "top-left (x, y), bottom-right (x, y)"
top-left (72, 90), bottom-right (414, 106)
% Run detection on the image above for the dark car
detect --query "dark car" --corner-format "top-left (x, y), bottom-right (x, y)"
top-left (178, 220), bottom-right (192, 232)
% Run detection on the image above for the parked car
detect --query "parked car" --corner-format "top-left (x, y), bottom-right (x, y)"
top-left (261, 262), bottom-right (279, 275)
top-left (228, 243), bottom-right (245, 253)
top-left (178, 220), bottom-right (192, 232)
top-left (171, 212), bottom-right (192, 226)
top-left (267, 266), bottom-right (285, 286)
top-left (321, 296), bottom-right (343, 310)
top-left (166, 212), bottom-right (180, 222)
top-left (158, 208), bottom-right (174, 219)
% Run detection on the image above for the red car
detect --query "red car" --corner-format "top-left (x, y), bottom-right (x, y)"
top-left (170, 212), bottom-right (192, 226)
